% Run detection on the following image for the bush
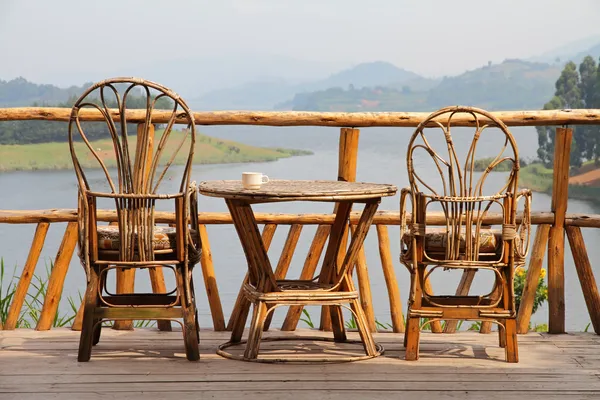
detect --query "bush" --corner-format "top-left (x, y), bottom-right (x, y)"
top-left (514, 266), bottom-right (548, 315)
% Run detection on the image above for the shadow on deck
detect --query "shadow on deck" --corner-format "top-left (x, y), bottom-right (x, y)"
top-left (1, 329), bottom-right (600, 399)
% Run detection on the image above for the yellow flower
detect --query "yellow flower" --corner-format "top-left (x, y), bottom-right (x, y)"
top-left (540, 269), bottom-right (547, 279)
top-left (542, 288), bottom-right (548, 296)
top-left (515, 266), bottom-right (525, 277)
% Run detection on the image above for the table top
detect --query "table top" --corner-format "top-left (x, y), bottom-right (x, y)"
top-left (199, 180), bottom-right (397, 202)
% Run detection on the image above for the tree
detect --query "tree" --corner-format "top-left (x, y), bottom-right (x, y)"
top-left (576, 56), bottom-right (600, 163)
top-left (537, 61), bottom-right (587, 167)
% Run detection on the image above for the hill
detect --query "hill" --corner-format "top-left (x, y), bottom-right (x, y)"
top-left (0, 77), bottom-right (89, 107)
top-left (425, 59), bottom-right (560, 110)
top-left (286, 59), bottom-right (562, 112)
top-left (191, 61), bottom-right (424, 110)
top-left (0, 131), bottom-right (312, 172)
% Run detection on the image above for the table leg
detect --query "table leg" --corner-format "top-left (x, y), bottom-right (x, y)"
top-left (226, 200), bottom-right (277, 359)
top-left (337, 200), bottom-right (380, 356)
top-left (318, 201), bottom-right (353, 340)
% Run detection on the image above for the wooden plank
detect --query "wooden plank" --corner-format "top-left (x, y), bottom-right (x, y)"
top-left (3, 392), bottom-right (600, 400)
top-left (517, 224), bottom-right (551, 334)
top-left (4, 222), bottom-right (49, 329)
top-left (5, 371), bottom-right (600, 383)
top-left (281, 225), bottom-right (331, 331)
top-left (548, 127), bottom-right (572, 334)
top-left (4, 107), bottom-right (600, 127)
top-left (198, 224), bottom-right (226, 331)
top-left (35, 222), bottom-right (78, 331)
top-left (566, 226), bottom-right (600, 334)
top-left (3, 380), bottom-right (600, 393)
top-left (376, 225), bottom-right (405, 333)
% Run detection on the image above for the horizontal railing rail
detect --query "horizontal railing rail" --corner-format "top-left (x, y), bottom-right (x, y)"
top-left (1, 107), bottom-right (600, 126)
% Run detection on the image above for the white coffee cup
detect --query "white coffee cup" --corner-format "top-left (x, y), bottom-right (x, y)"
top-left (242, 172), bottom-right (269, 190)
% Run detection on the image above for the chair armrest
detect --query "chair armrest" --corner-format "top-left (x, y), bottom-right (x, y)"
top-left (186, 181), bottom-right (201, 251)
top-left (399, 187), bottom-right (415, 270)
top-left (514, 189), bottom-right (532, 262)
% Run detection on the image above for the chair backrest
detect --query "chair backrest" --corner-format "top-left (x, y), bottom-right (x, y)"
top-left (68, 77), bottom-right (196, 263)
top-left (68, 77), bottom-right (196, 196)
top-left (406, 106), bottom-right (520, 263)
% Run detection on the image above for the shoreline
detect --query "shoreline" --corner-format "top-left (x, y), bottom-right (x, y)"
top-left (0, 132), bottom-right (313, 172)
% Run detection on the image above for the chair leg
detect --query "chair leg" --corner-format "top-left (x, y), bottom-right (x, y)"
top-left (498, 319), bottom-right (506, 348)
top-left (92, 319), bottom-right (102, 346)
top-left (329, 305), bottom-right (347, 343)
top-left (350, 299), bottom-right (378, 356)
top-left (190, 277), bottom-right (200, 343)
top-left (244, 301), bottom-right (268, 360)
top-left (231, 297), bottom-right (252, 343)
top-left (404, 316), bottom-right (421, 361)
top-left (504, 318), bottom-right (518, 363)
top-left (78, 267), bottom-right (100, 362)
top-left (177, 267), bottom-right (199, 361)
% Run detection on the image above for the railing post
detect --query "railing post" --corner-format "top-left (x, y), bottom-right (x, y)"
top-left (320, 127), bottom-right (360, 331)
top-left (548, 127), bottom-right (572, 334)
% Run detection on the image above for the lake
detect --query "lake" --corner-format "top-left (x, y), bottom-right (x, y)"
top-left (1, 125), bottom-right (599, 331)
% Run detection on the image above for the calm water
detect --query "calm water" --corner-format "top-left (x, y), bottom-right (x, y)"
top-left (1, 125), bottom-right (599, 330)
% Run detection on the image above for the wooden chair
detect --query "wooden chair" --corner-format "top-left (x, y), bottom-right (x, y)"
top-left (400, 106), bottom-right (531, 362)
top-left (68, 77), bottom-right (201, 361)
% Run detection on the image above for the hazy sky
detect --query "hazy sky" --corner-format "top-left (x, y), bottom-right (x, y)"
top-left (2, 0), bottom-right (600, 88)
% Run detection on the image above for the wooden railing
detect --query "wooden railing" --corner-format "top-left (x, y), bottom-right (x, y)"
top-left (2, 107), bottom-right (600, 335)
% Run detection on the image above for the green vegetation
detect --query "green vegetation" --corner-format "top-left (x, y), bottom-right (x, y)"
top-left (518, 163), bottom-right (554, 192)
top-left (537, 56), bottom-right (600, 167)
top-left (0, 258), bottom-right (79, 328)
top-left (514, 266), bottom-right (548, 316)
top-left (472, 157), bottom-right (520, 172)
top-left (0, 257), bottom-right (157, 329)
top-left (0, 130), bottom-right (312, 171)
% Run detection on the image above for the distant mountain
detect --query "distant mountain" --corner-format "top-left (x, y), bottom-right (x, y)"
top-left (572, 43), bottom-right (600, 65)
top-left (426, 59), bottom-right (561, 110)
top-left (315, 61), bottom-right (420, 89)
top-left (287, 59), bottom-right (562, 112)
top-left (528, 36), bottom-right (600, 64)
top-left (0, 77), bottom-right (89, 107)
top-left (191, 61), bottom-right (424, 110)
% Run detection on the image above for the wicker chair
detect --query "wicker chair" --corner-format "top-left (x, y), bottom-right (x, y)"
top-left (68, 78), bottom-right (201, 361)
top-left (400, 106), bottom-right (531, 363)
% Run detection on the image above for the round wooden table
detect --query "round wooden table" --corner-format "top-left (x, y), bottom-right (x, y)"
top-left (200, 180), bottom-right (397, 362)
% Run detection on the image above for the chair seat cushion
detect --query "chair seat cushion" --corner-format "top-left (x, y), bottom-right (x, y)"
top-left (97, 225), bottom-right (185, 251)
top-left (404, 227), bottom-right (501, 254)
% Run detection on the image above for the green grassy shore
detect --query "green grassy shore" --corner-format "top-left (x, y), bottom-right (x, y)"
top-left (0, 131), bottom-right (312, 172)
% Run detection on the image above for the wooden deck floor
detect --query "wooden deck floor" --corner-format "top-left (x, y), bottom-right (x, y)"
top-left (1, 328), bottom-right (600, 399)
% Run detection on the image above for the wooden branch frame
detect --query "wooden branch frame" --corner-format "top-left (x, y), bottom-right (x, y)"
top-left (3, 107), bottom-right (600, 126)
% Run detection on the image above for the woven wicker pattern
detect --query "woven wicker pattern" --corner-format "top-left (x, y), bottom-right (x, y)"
top-left (199, 180), bottom-right (397, 201)
top-left (96, 225), bottom-right (198, 251)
